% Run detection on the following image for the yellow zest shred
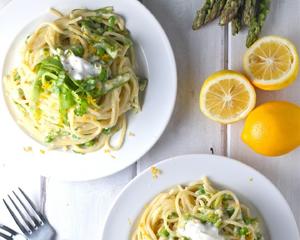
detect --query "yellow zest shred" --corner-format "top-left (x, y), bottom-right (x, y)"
top-left (104, 149), bottom-right (116, 159)
top-left (104, 149), bottom-right (110, 154)
top-left (39, 149), bottom-right (46, 154)
top-left (87, 95), bottom-right (96, 105)
top-left (102, 54), bottom-right (111, 62)
top-left (42, 81), bottom-right (51, 90)
top-left (34, 109), bottom-right (42, 121)
top-left (128, 218), bottom-right (132, 226)
top-left (39, 93), bottom-right (49, 100)
top-left (129, 132), bottom-right (136, 137)
top-left (151, 166), bottom-right (161, 179)
top-left (23, 146), bottom-right (33, 152)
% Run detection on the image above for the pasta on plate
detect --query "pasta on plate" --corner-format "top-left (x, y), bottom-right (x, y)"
top-left (132, 177), bottom-right (264, 240)
top-left (4, 7), bottom-right (146, 154)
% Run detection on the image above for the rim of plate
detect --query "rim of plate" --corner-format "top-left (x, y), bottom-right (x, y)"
top-left (0, 0), bottom-right (177, 181)
top-left (101, 154), bottom-right (300, 239)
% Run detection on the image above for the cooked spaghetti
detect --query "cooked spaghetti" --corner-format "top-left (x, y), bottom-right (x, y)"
top-left (4, 7), bottom-right (146, 153)
top-left (132, 177), bottom-right (264, 240)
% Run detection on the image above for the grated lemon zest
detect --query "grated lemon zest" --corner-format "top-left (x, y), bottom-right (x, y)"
top-left (151, 166), bottom-right (161, 179)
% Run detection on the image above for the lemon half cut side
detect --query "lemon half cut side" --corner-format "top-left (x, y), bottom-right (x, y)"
top-left (200, 70), bottom-right (256, 124)
top-left (243, 35), bottom-right (299, 90)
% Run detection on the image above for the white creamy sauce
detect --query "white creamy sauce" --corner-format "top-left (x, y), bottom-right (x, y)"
top-left (60, 54), bottom-right (99, 80)
top-left (178, 220), bottom-right (224, 240)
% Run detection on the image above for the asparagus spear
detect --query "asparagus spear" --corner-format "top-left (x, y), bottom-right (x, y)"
top-left (193, 0), bottom-right (215, 30)
top-left (204, 0), bottom-right (227, 24)
top-left (243, 0), bottom-right (256, 26)
top-left (231, 10), bottom-right (242, 34)
top-left (216, 0), bottom-right (228, 16)
top-left (232, 0), bottom-right (244, 35)
top-left (231, 18), bottom-right (241, 35)
top-left (220, 0), bottom-right (243, 25)
top-left (246, 0), bottom-right (271, 47)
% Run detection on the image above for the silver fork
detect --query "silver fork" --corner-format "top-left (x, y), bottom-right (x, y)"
top-left (3, 188), bottom-right (56, 240)
top-left (0, 224), bottom-right (25, 240)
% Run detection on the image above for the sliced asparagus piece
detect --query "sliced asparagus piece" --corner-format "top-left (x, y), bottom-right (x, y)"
top-left (246, 0), bottom-right (271, 47)
top-left (220, 0), bottom-right (243, 25)
top-left (101, 73), bottom-right (131, 95)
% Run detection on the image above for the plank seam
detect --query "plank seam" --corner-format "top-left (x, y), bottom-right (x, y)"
top-left (135, 0), bottom-right (143, 176)
top-left (40, 176), bottom-right (47, 214)
top-left (222, 25), bottom-right (229, 157)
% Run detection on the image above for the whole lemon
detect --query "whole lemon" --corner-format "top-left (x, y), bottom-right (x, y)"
top-left (241, 101), bottom-right (300, 156)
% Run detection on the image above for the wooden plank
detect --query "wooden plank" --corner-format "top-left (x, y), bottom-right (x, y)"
top-left (228, 0), bottom-right (300, 228)
top-left (138, 0), bottom-right (226, 171)
top-left (44, 167), bottom-right (135, 240)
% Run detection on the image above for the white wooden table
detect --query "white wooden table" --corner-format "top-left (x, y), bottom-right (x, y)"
top-left (0, 0), bottom-right (299, 239)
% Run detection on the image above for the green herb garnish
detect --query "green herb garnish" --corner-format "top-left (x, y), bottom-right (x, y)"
top-left (196, 186), bottom-right (206, 195)
top-left (70, 45), bottom-right (84, 57)
top-left (157, 228), bottom-right (169, 238)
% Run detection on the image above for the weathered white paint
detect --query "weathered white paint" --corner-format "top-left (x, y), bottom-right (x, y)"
top-left (0, 0), bottom-right (299, 239)
top-left (0, 0), bottom-right (9, 10)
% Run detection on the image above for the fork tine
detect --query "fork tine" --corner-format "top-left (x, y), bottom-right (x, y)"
top-left (7, 195), bottom-right (35, 231)
top-left (0, 224), bottom-right (17, 235)
top-left (13, 191), bottom-right (41, 227)
top-left (18, 188), bottom-right (46, 222)
top-left (0, 232), bottom-right (12, 240)
top-left (3, 199), bottom-right (29, 235)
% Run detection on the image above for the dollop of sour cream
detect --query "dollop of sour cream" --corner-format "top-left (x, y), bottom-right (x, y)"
top-left (178, 220), bottom-right (224, 240)
top-left (60, 54), bottom-right (100, 80)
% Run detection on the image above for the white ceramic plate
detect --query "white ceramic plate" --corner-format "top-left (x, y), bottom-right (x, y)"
top-left (0, 0), bottom-right (177, 181)
top-left (102, 154), bottom-right (299, 240)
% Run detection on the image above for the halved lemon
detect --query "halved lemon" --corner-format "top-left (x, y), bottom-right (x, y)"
top-left (200, 70), bottom-right (256, 124)
top-left (243, 35), bottom-right (299, 90)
